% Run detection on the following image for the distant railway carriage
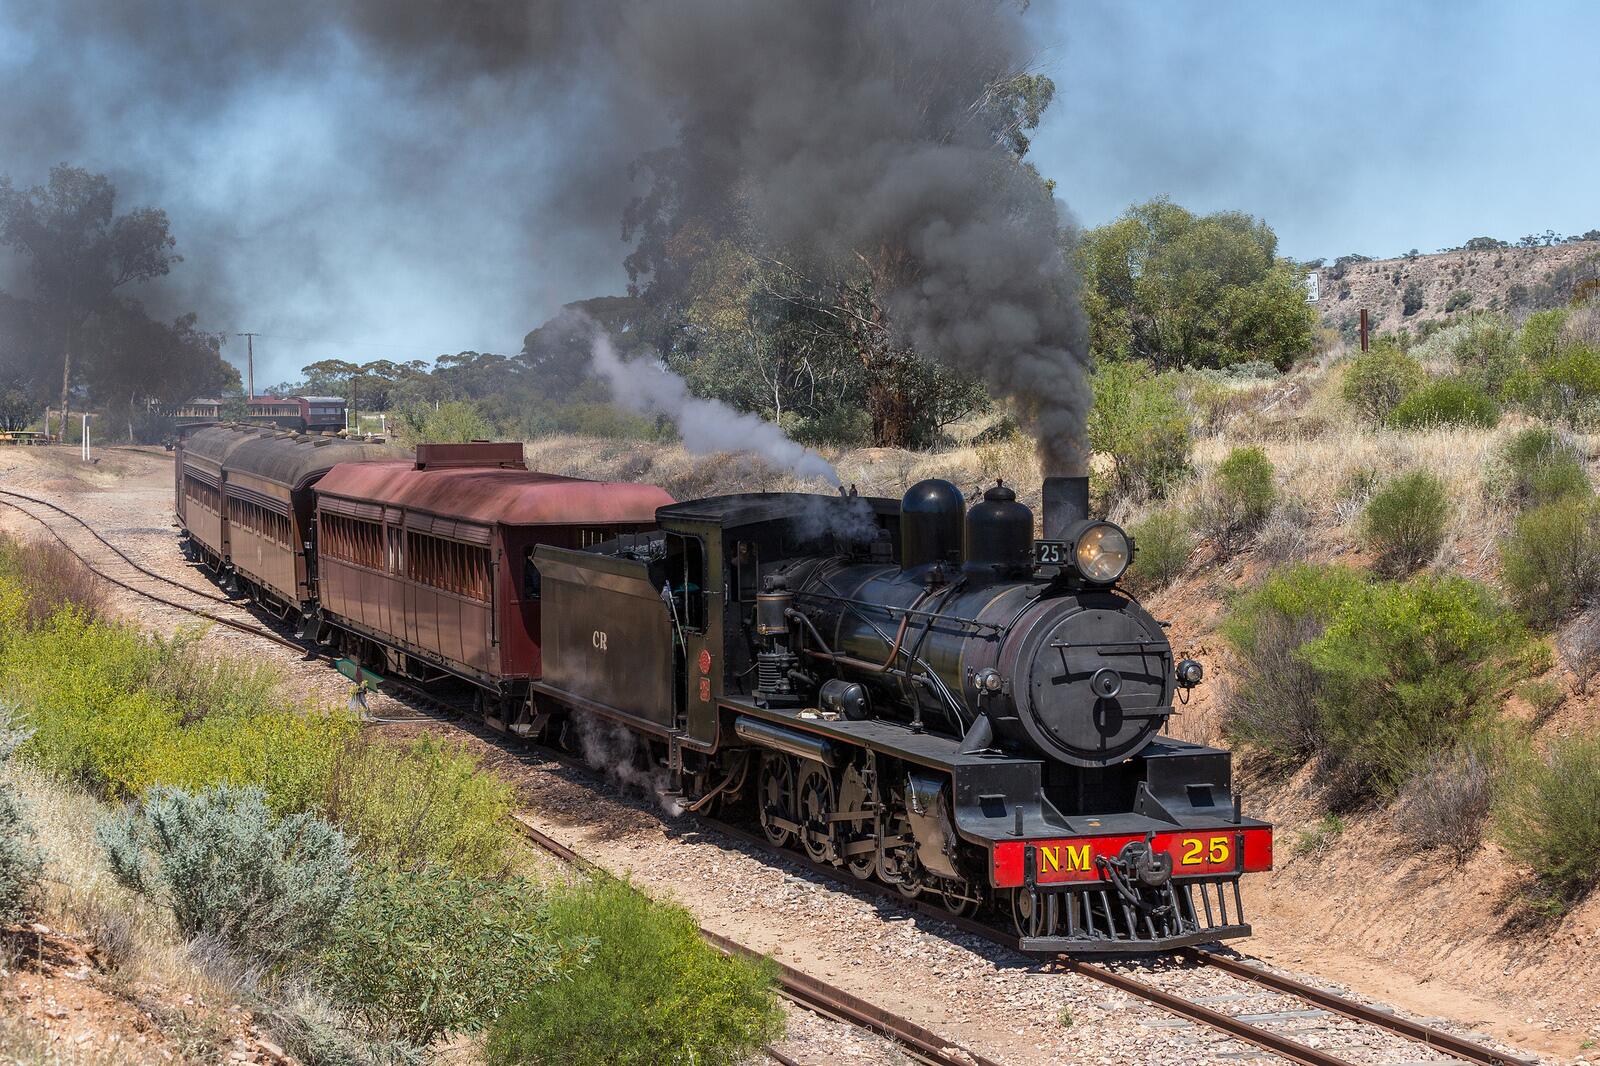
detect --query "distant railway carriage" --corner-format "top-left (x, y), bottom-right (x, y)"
top-left (299, 396), bottom-right (348, 433)
top-left (310, 442), bottom-right (672, 727)
top-left (168, 399), bottom-right (225, 427)
top-left (173, 424), bottom-right (402, 614)
top-left (165, 395), bottom-right (349, 434)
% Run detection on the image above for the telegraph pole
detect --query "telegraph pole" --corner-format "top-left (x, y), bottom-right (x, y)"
top-left (236, 332), bottom-right (260, 399)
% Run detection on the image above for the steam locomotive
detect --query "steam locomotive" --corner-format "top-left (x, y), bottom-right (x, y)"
top-left (175, 427), bottom-right (1272, 953)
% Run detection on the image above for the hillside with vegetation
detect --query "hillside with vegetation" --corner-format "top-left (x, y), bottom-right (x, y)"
top-left (1314, 237), bottom-right (1600, 346)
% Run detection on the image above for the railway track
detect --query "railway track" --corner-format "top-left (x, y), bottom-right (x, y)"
top-left (0, 488), bottom-right (307, 653)
top-left (511, 813), bottom-right (997, 1066)
top-left (3, 489), bottom-right (1542, 1066)
top-left (696, 819), bottom-right (1534, 1066)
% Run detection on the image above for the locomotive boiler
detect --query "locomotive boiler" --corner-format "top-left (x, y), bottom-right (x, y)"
top-left (531, 475), bottom-right (1273, 953)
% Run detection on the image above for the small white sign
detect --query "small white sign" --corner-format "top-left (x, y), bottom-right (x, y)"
top-left (1305, 272), bottom-right (1320, 303)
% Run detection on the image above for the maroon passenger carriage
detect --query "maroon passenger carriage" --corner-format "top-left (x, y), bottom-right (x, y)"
top-left (310, 442), bottom-right (672, 730)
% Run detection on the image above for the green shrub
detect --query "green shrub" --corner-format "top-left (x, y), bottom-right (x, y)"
top-left (0, 707), bottom-right (44, 923)
top-left (1220, 564), bottom-right (1370, 761)
top-left (1444, 289), bottom-right (1473, 312)
top-left (1340, 343), bottom-right (1425, 422)
top-left (485, 878), bottom-right (783, 1066)
top-left (1494, 735), bottom-right (1600, 910)
top-left (1362, 470), bottom-right (1451, 573)
top-left (320, 735), bottom-right (517, 878)
top-left (1088, 360), bottom-right (1192, 501)
top-left (1534, 344), bottom-right (1600, 423)
top-left (318, 868), bottom-right (571, 1047)
top-left (98, 785), bottom-right (353, 965)
top-left (396, 400), bottom-right (496, 445)
top-left (788, 407), bottom-right (872, 449)
top-left (1401, 280), bottom-right (1423, 317)
top-left (1488, 426), bottom-right (1592, 509)
top-left (1448, 316), bottom-right (1522, 398)
top-left (1518, 308), bottom-right (1571, 364)
top-left (1294, 813), bottom-right (1346, 857)
top-left (1515, 678), bottom-right (1565, 719)
top-left (1196, 446), bottom-right (1276, 542)
top-left (263, 988), bottom-right (426, 1066)
top-left (1301, 575), bottom-right (1539, 800)
top-left (1500, 497), bottom-right (1600, 625)
top-left (1223, 567), bottom-right (1539, 803)
top-left (1387, 378), bottom-right (1500, 429)
top-left (1541, 344), bottom-right (1600, 397)
top-left (1125, 509), bottom-right (1193, 592)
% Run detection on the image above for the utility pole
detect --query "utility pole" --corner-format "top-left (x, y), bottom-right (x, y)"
top-left (236, 332), bottom-right (260, 399)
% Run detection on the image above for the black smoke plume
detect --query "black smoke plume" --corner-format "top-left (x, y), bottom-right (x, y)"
top-left (0, 0), bottom-right (1088, 468)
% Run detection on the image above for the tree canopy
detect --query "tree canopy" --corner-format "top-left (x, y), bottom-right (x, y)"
top-left (0, 165), bottom-right (235, 437)
top-left (1077, 198), bottom-right (1315, 370)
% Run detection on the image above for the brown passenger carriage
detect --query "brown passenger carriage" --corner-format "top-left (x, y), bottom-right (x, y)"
top-left (174, 424), bottom-right (403, 615)
top-left (310, 442), bottom-right (672, 729)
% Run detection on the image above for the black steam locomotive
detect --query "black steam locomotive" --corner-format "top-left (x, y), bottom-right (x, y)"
top-left (531, 475), bottom-right (1272, 953)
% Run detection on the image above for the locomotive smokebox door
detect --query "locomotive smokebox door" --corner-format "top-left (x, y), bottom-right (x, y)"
top-left (1010, 602), bottom-right (1172, 766)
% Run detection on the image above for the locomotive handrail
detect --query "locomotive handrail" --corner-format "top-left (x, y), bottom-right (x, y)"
top-left (792, 587), bottom-right (1001, 632)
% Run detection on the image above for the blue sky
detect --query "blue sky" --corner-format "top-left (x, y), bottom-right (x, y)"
top-left (3, 1), bottom-right (1596, 383)
top-left (1027, 0), bottom-right (1600, 262)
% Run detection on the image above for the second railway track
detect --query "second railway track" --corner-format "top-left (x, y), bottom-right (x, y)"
top-left (0, 485), bottom-right (1542, 1066)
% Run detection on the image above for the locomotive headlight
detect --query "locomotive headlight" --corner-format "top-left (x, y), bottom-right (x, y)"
top-left (1176, 658), bottom-right (1205, 688)
top-left (974, 667), bottom-right (1003, 693)
top-left (1074, 522), bottom-right (1131, 583)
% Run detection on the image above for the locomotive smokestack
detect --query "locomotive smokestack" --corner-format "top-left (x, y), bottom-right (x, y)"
top-left (1041, 475), bottom-right (1089, 542)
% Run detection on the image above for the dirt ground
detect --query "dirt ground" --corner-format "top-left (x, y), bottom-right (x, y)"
top-left (1, 444), bottom-right (1593, 1065)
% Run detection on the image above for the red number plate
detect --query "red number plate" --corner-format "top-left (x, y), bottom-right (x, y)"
top-left (991, 827), bottom-right (1273, 888)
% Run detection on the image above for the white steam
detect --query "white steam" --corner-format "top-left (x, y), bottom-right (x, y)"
top-left (588, 328), bottom-right (840, 486)
top-left (574, 714), bottom-right (685, 817)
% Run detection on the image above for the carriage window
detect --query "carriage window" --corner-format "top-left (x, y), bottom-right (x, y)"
top-left (404, 530), bottom-right (491, 602)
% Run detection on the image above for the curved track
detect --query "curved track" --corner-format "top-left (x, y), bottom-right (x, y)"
top-left (0, 489), bottom-right (307, 653)
top-left (1, 488), bottom-right (1541, 1066)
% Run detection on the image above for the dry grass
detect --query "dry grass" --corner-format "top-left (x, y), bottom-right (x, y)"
top-left (0, 537), bottom-right (104, 626)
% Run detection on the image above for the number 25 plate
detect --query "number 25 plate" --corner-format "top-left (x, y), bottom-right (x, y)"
top-left (1034, 540), bottom-right (1069, 565)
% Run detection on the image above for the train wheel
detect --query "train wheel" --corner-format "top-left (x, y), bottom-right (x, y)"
top-left (1010, 888), bottom-right (1054, 938)
top-left (837, 765), bottom-right (876, 880)
top-left (797, 763), bottom-right (836, 864)
top-left (758, 755), bottom-right (796, 848)
top-left (893, 875), bottom-right (922, 900)
top-left (940, 881), bottom-right (979, 919)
